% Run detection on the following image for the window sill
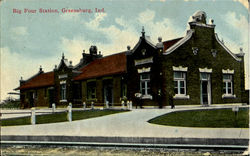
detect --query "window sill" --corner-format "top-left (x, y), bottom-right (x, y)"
top-left (142, 95), bottom-right (153, 100)
top-left (60, 100), bottom-right (67, 102)
top-left (173, 94), bottom-right (190, 100)
top-left (222, 94), bottom-right (236, 99)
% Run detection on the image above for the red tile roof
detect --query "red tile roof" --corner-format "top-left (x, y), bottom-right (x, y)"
top-left (16, 71), bottom-right (54, 90)
top-left (74, 52), bottom-right (127, 81)
top-left (163, 37), bottom-right (183, 51)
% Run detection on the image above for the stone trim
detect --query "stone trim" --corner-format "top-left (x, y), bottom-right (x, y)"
top-left (134, 57), bottom-right (153, 66)
top-left (173, 94), bottom-right (190, 99)
top-left (199, 68), bottom-right (212, 73)
top-left (222, 94), bottom-right (236, 99)
top-left (60, 99), bottom-right (67, 102)
top-left (214, 33), bottom-right (242, 62)
top-left (189, 22), bottom-right (215, 28)
top-left (60, 80), bottom-right (66, 84)
top-left (138, 67), bottom-right (151, 73)
top-left (222, 69), bottom-right (234, 74)
top-left (59, 74), bottom-right (68, 79)
top-left (173, 66), bottom-right (188, 72)
top-left (164, 29), bottom-right (194, 54)
top-left (141, 94), bottom-right (153, 99)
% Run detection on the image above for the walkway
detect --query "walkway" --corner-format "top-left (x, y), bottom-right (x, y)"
top-left (1, 104), bottom-right (249, 139)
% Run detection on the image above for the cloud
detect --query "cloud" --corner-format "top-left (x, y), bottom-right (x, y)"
top-left (0, 47), bottom-right (59, 101)
top-left (11, 26), bottom-right (28, 36)
top-left (85, 13), bottom-right (107, 28)
top-left (233, 0), bottom-right (249, 9)
top-left (138, 9), bottom-right (155, 24)
top-left (137, 10), bottom-right (183, 41)
top-left (220, 11), bottom-right (249, 88)
top-left (61, 9), bottom-right (183, 63)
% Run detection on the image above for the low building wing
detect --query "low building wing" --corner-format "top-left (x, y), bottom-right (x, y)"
top-left (16, 72), bottom-right (54, 90)
top-left (74, 52), bottom-right (127, 81)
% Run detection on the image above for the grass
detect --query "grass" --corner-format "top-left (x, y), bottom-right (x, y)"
top-left (148, 108), bottom-right (249, 128)
top-left (1, 109), bottom-right (128, 126)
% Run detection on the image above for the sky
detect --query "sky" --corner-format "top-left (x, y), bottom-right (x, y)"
top-left (0, 0), bottom-right (249, 101)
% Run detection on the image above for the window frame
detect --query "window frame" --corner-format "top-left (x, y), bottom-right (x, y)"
top-left (173, 71), bottom-right (186, 96)
top-left (140, 73), bottom-right (150, 96)
top-left (60, 83), bottom-right (67, 100)
top-left (223, 74), bottom-right (233, 95)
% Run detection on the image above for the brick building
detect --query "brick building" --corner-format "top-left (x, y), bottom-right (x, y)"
top-left (15, 11), bottom-right (248, 108)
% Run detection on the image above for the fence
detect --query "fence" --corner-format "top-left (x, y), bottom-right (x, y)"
top-left (1, 101), bottom-right (133, 125)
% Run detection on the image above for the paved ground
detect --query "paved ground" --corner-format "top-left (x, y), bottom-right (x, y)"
top-left (1, 104), bottom-right (249, 139)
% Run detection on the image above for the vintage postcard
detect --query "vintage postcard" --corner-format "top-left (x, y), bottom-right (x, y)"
top-left (0, 0), bottom-right (249, 155)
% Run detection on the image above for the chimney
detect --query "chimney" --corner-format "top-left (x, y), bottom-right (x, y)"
top-left (39, 65), bottom-right (43, 73)
top-left (89, 45), bottom-right (97, 55)
top-left (127, 45), bottom-right (131, 51)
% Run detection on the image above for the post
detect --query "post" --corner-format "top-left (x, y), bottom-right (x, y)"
top-left (52, 103), bottom-right (56, 113)
top-left (106, 101), bottom-right (109, 109)
top-left (91, 101), bottom-right (94, 109)
top-left (121, 100), bottom-right (125, 109)
top-left (83, 102), bottom-right (86, 110)
top-left (67, 104), bottom-right (72, 122)
top-left (232, 106), bottom-right (239, 126)
top-left (31, 108), bottom-right (36, 125)
top-left (130, 101), bottom-right (133, 110)
top-left (126, 101), bottom-right (129, 109)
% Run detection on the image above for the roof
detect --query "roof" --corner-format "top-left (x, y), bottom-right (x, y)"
top-left (16, 71), bottom-right (54, 90)
top-left (163, 37), bottom-right (183, 51)
top-left (74, 52), bottom-right (127, 81)
top-left (164, 29), bottom-right (195, 54)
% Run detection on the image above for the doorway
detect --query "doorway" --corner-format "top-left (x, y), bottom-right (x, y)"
top-left (103, 79), bottom-right (113, 106)
top-left (200, 73), bottom-right (211, 105)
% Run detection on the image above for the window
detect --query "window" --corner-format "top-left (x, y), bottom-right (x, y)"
top-left (140, 73), bottom-right (150, 95)
top-left (174, 72), bottom-right (186, 95)
top-left (223, 74), bottom-right (233, 95)
top-left (87, 82), bottom-right (96, 99)
top-left (60, 84), bottom-right (66, 100)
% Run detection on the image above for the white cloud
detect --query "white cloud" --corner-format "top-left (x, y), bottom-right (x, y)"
top-left (138, 9), bottom-right (155, 24)
top-left (233, 0), bottom-right (249, 9)
top-left (85, 13), bottom-right (107, 28)
top-left (61, 9), bottom-right (183, 64)
top-left (11, 26), bottom-right (28, 36)
top-left (0, 47), bottom-right (59, 102)
top-left (137, 10), bottom-right (183, 41)
top-left (220, 11), bottom-right (249, 89)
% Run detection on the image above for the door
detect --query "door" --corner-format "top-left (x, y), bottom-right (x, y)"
top-left (28, 92), bottom-right (34, 108)
top-left (200, 73), bottom-right (211, 105)
top-left (103, 80), bottom-right (113, 106)
top-left (48, 88), bottom-right (54, 108)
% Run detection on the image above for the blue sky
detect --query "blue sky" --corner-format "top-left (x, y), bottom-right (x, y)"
top-left (0, 0), bottom-right (249, 101)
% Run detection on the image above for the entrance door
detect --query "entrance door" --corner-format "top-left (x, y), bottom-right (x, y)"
top-left (28, 92), bottom-right (34, 107)
top-left (200, 73), bottom-right (211, 105)
top-left (103, 80), bottom-right (113, 106)
top-left (48, 88), bottom-right (54, 108)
